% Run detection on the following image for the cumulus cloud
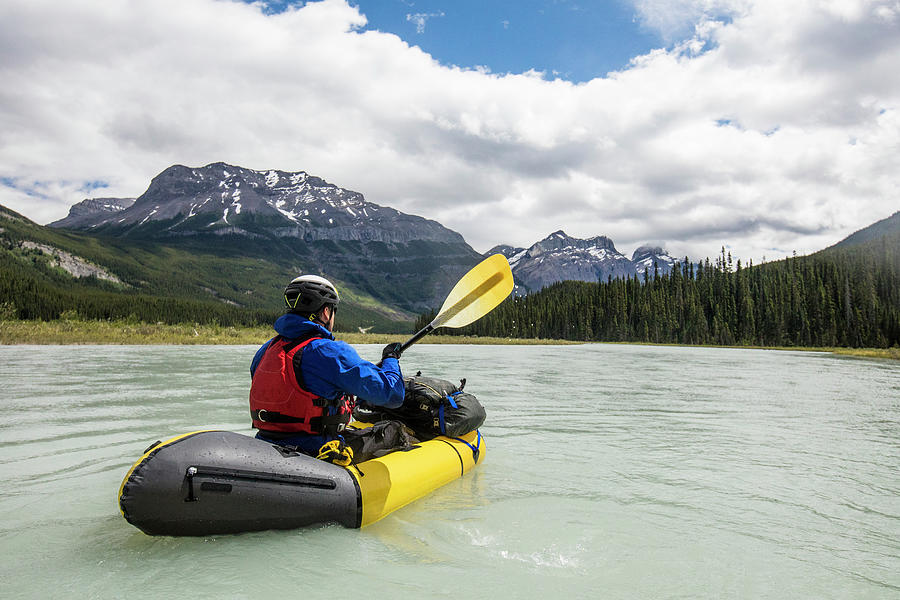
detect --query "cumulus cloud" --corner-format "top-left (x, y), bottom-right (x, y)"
top-left (0, 0), bottom-right (898, 264)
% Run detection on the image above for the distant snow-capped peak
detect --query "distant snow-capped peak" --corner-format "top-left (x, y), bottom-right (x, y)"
top-left (632, 245), bottom-right (676, 274)
top-left (489, 231), bottom-right (676, 293)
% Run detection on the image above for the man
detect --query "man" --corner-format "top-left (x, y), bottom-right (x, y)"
top-left (249, 274), bottom-right (405, 456)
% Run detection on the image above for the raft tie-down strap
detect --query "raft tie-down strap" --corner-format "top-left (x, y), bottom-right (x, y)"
top-left (310, 413), bottom-right (351, 435)
top-left (436, 392), bottom-right (461, 435)
top-left (251, 410), bottom-right (350, 434)
top-left (451, 429), bottom-right (482, 463)
top-left (251, 409), bottom-right (305, 424)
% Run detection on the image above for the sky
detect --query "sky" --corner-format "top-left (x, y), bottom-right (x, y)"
top-left (1, 0), bottom-right (898, 262)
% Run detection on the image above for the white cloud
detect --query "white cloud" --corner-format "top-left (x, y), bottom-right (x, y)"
top-left (629, 0), bottom-right (753, 40)
top-left (406, 11), bottom-right (445, 34)
top-left (0, 0), bottom-right (898, 263)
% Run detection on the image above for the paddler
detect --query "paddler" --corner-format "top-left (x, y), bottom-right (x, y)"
top-left (249, 275), bottom-right (405, 456)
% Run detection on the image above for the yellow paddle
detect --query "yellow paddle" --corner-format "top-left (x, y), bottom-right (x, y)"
top-left (398, 254), bottom-right (514, 353)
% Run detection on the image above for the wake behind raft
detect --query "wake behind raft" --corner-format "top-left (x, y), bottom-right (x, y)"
top-left (118, 426), bottom-right (484, 536)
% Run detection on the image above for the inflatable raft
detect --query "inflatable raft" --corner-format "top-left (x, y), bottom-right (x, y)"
top-left (119, 427), bottom-right (484, 536)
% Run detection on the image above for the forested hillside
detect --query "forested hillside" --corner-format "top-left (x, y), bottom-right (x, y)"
top-left (0, 205), bottom-right (408, 332)
top-left (428, 224), bottom-right (900, 348)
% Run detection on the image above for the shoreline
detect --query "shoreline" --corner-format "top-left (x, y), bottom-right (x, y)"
top-left (595, 340), bottom-right (900, 361)
top-left (0, 318), bottom-right (578, 347)
top-left (0, 319), bottom-right (896, 360)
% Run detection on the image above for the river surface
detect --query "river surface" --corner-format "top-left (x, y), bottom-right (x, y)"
top-left (0, 343), bottom-right (897, 599)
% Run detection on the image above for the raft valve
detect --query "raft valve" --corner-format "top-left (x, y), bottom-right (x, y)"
top-left (186, 466), bottom-right (199, 502)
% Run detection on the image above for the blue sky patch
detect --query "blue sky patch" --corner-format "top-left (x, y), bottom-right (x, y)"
top-left (715, 118), bottom-right (742, 129)
top-left (79, 180), bottom-right (110, 193)
top-left (244, 0), bottom-right (663, 82)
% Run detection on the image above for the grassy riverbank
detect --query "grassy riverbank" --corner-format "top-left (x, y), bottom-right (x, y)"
top-left (0, 318), bottom-right (577, 346)
top-left (600, 341), bottom-right (900, 361)
top-left (0, 319), bottom-right (895, 359)
top-left (827, 347), bottom-right (900, 360)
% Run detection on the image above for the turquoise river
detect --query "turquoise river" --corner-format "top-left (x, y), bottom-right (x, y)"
top-left (0, 343), bottom-right (897, 599)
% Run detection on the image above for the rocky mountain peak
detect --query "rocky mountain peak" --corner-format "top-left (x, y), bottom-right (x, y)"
top-left (530, 230), bottom-right (617, 252)
top-left (491, 232), bottom-right (676, 293)
top-left (631, 244), bottom-right (676, 275)
top-left (50, 162), bottom-right (463, 245)
top-left (632, 245), bottom-right (666, 259)
top-left (49, 197), bottom-right (136, 229)
top-left (486, 244), bottom-right (523, 258)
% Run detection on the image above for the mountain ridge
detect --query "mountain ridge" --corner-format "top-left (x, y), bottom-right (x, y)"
top-left (488, 230), bottom-right (676, 293)
top-left (826, 211), bottom-right (900, 251)
top-left (51, 162), bottom-right (464, 246)
top-left (48, 162), bottom-right (482, 313)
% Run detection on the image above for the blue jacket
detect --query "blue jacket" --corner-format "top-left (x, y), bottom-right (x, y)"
top-left (250, 313), bottom-right (404, 409)
top-left (250, 314), bottom-right (404, 454)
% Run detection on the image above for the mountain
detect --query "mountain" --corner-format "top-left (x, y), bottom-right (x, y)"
top-left (50, 163), bottom-right (460, 245)
top-left (631, 245), bottom-right (677, 276)
top-left (1, 202), bottom-right (409, 331)
top-left (49, 197), bottom-right (135, 229)
top-left (48, 163), bottom-right (482, 313)
top-left (828, 211), bottom-right (900, 250)
top-left (487, 231), bottom-right (676, 294)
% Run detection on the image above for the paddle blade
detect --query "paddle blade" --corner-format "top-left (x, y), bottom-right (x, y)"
top-left (432, 254), bottom-right (514, 329)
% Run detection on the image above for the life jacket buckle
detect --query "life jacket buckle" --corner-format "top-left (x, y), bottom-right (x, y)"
top-left (257, 409), bottom-right (269, 423)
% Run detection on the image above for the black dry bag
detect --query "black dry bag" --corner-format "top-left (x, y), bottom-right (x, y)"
top-left (356, 375), bottom-right (485, 440)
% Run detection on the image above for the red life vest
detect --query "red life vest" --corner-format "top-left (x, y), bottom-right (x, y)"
top-left (249, 336), bottom-right (353, 435)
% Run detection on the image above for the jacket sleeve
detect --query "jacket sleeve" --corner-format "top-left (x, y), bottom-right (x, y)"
top-left (301, 340), bottom-right (405, 408)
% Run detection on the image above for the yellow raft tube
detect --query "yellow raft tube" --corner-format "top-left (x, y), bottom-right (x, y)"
top-left (119, 426), bottom-right (484, 536)
top-left (351, 427), bottom-right (483, 527)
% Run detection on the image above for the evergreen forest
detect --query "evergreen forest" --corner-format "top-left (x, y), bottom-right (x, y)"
top-left (420, 230), bottom-right (900, 348)
top-left (0, 206), bottom-right (404, 332)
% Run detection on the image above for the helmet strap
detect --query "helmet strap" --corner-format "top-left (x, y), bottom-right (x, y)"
top-left (309, 305), bottom-right (334, 329)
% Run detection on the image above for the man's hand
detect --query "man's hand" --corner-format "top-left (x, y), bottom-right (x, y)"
top-left (381, 342), bottom-right (403, 362)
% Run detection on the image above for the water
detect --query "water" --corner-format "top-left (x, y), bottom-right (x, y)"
top-left (0, 343), bottom-right (897, 599)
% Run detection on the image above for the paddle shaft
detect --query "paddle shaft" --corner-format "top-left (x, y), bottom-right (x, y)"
top-left (399, 324), bottom-right (434, 354)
